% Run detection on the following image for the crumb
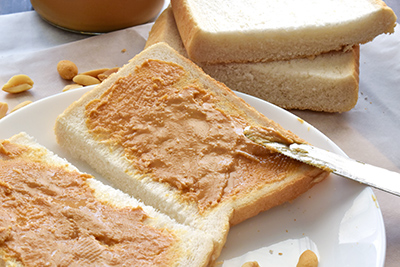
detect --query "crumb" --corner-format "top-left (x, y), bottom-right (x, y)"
top-left (297, 118), bottom-right (304, 124)
top-left (278, 252), bottom-right (283, 256)
top-left (269, 250), bottom-right (273, 254)
top-left (286, 230), bottom-right (288, 233)
top-left (121, 48), bottom-right (127, 53)
top-left (372, 194), bottom-right (379, 208)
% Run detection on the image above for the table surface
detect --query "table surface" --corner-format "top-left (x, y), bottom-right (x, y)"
top-left (1, 1), bottom-right (399, 266)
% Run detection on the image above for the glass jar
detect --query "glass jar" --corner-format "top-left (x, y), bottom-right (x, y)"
top-left (30, 0), bottom-right (165, 34)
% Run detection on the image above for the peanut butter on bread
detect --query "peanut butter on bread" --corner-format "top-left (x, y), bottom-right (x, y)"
top-left (0, 140), bottom-right (175, 266)
top-left (85, 59), bottom-right (304, 212)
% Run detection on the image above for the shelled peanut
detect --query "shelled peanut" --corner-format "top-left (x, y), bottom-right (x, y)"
top-left (57, 60), bottom-right (78, 80)
top-left (0, 74), bottom-right (35, 119)
top-left (242, 261), bottom-right (260, 267)
top-left (62, 84), bottom-right (83, 92)
top-left (0, 60), bottom-right (121, 120)
top-left (57, 59), bottom-right (119, 91)
top-left (0, 102), bottom-right (8, 119)
top-left (72, 74), bottom-right (100, 86)
top-left (97, 67), bottom-right (119, 81)
top-left (297, 250), bottom-right (318, 267)
top-left (10, 101), bottom-right (32, 113)
top-left (2, 74), bottom-right (34, 94)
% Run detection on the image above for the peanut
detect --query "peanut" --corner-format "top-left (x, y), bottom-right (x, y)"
top-left (10, 101), bottom-right (32, 113)
top-left (62, 84), bottom-right (83, 92)
top-left (72, 74), bottom-right (100, 86)
top-left (241, 262), bottom-right (260, 267)
top-left (57, 60), bottom-right (78, 80)
top-left (80, 68), bottom-right (110, 78)
top-left (98, 67), bottom-right (119, 81)
top-left (0, 102), bottom-right (8, 119)
top-left (297, 250), bottom-right (318, 267)
top-left (2, 74), bottom-right (34, 93)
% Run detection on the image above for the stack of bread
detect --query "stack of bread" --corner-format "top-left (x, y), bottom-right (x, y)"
top-left (146, 0), bottom-right (397, 112)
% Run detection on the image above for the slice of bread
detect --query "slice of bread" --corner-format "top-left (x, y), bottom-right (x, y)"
top-left (0, 132), bottom-right (213, 267)
top-left (170, 0), bottom-right (397, 63)
top-left (54, 42), bottom-right (329, 263)
top-left (146, 7), bottom-right (360, 112)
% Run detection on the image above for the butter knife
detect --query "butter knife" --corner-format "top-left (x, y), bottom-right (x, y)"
top-left (244, 126), bottom-right (400, 197)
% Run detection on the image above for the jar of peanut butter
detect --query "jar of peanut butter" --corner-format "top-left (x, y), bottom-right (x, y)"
top-left (30, 0), bottom-right (165, 34)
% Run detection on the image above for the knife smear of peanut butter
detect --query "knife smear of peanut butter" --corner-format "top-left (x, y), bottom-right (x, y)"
top-left (244, 126), bottom-right (400, 197)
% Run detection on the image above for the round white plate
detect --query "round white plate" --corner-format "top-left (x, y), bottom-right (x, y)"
top-left (0, 86), bottom-right (385, 267)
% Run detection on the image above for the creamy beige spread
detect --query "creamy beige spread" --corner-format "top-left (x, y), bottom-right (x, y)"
top-left (0, 140), bottom-right (175, 266)
top-left (85, 59), bottom-right (303, 211)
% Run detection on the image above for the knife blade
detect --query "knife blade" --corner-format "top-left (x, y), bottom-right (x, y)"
top-left (244, 126), bottom-right (400, 197)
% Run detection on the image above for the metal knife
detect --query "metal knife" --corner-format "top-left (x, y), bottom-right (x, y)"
top-left (244, 126), bottom-right (400, 197)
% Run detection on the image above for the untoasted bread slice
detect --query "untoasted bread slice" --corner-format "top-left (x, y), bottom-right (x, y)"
top-left (146, 7), bottom-right (360, 112)
top-left (55, 43), bottom-right (329, 263)
top-left (171, 0), bottom-right (396, 63)
top-left (0, 132), bottom-right (213, 267)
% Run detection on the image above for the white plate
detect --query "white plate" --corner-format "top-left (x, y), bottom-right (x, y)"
top-left (0, 87), bottom-right (385, 267)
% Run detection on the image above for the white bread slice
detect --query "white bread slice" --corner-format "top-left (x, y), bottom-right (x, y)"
top-left (0, 132), bottom-right (213, 267)
top-left (146, 7), bottom-right (360, 112)
top-left (170, 0), bottom-right (397, 63)
top-left (54, 43), bottom-right (329, 263)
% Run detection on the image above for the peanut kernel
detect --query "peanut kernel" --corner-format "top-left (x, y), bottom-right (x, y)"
top-left (10, 101), bottom-right (32, 113)
top-left (98, 67), bottom-right (119, 81)
top-left (2, 74), bottom-right (34, 93)
top-left (0, 102), bottom-right (8, 119)
top-left (297, 250), bottom-right (318, 267)
top-left (57, 60), bottom-right (78, 80)
top-left (72, 74), bottom-right (100, 86)
top-left (62, 84), bottom-right (83, 92)
top-left (242, 261), bottom-right (259, 267)
top-left (80, 68), bottom-right (110, 78)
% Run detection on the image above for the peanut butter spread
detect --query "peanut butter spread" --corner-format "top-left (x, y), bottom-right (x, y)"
top-left (0, 140), bottom-right (175, 266)
top-left (85, 59), bottom-right (303, 211)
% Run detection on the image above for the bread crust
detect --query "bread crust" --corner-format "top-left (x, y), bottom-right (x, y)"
top-left (146, 6), bottom-right (188, 58)
top-left (230, 164), bottom-right (327, 226)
